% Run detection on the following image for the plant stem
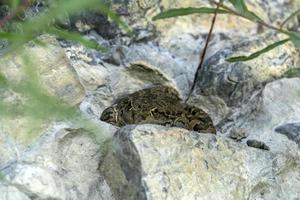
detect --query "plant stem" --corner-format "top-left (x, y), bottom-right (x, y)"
top-left (280, 8), bottom-right (300, 28)
top-left (186, 0), bottom-right (222, 102)
top-left (215, 2), bottom-right (289, 35)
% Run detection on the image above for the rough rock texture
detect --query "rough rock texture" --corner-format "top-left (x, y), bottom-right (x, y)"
top-left (189, 33), bottom-right (299, 125)
top-left (0, 127), bottom-right (115, 200)
top-left (64, 42), bottom-right (196, 118)
top-left (107, 124), bottom-right (300, 200)
top-left (0, 35), bottom-right (84, 105)
top-left (238, 78), bottom-right (300, 152)
top-left (65, 32), bottom-right (299, 126)
top-left (0, 35), bottom-right (85, 165)
top-left (108, 0), bottom-right (297, 37)
top-left (275, 122), bottom-right (300, 146)
top-left (195, 33), bottom-right (298, 105)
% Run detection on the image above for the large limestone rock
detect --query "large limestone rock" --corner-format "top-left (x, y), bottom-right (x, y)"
top-left (0, 35), bottom-right (85, 165)
top-left (106, 124), bottom-right (300, 200)
top-left (194, 33), bottom-right (298, 106)
top-left (65, 41), bottom-right (196, 119)
top-left (238, 78), bottom-right (300, 151)
top-left (189, 33), bottom-right (299, 124)
top-left (275, 122), bottom-right (300, 146)
top-left (0, 127), bottom-right (114, 200)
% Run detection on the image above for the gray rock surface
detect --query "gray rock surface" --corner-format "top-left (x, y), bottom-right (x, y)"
top-left (229, 127), bottom-right (248, 141)
top-left (0, 126), bottom-right (115, 200)
top-left (237, 78), bottom-right (300, 152)
top-left (275, 122), bottom-right (300, 146)
top-left (0, 35), bottom-right (85, 165)
top-left (193, 33), bottom-right (298, 106)
top-left (109, 124), bottom-right (300, 200)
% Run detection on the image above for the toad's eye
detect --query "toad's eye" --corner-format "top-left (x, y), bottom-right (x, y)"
top-left (100, 107), bottom-right (116, 123)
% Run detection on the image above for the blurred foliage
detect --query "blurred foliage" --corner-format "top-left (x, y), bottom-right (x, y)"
top-left (0, 0), bottom-right (131, 144)
top-left (0, 0), bottom-right (132, 53)
top-left (0, 171), bottom-right (5, 181)
top-left (284, 67), bottom-right (300, 78)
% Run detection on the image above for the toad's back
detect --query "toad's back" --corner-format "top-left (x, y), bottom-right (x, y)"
top-left (100, 86), bottom-right (216, 134)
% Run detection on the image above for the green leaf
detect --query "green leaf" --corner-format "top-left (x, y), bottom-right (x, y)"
top-left (0, 31), bottom-right (19, 40)
top-left (228, 0), bottom-right (247, 13)
top-left (284, 67), bottom-right (300, 78)
top-left (280, 8), bottom-right (300, 28)
top-left (291, 37), bottom-right (300, 49)
top-left (0, 72), bottom-right (8, 87)
top-left (287, 31), bottom-right (300, 50)
top-left (152, 7), bottom-right (229, 21)
top-left (244, 10), bottom-right (263, 22)
top-left (228, 0), bottom-right (263, 22)
top-left (46, 26), bottom-right (106, 51)
top-left (10, 0), bottom-right (21, 10)
top-left (227, 38), bottom-right (290, 62)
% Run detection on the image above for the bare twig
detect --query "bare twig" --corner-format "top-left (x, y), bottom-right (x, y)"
top-left (186, 0), bottom-right (222, 102)
top-left (215, 2), bottom-right (289, 35)
top-left (280, 8), bottom-right (300, 28)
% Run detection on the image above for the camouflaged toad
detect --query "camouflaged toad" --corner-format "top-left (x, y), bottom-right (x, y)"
top-left (100, 86), bottom-right (216, 134)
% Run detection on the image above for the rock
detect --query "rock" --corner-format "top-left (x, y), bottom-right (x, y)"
top-left (107, 124), bottom-right (300, 200)
top-left (246, 140), bottom-right (270, 151)
top-left (64, 42), bottom-right (197, 118)
top-left (229, 127), bottom-right (248, 141)
top-left (68, 11), bottom-right (120, 39)
top-left (0, 184), bottom-right (31, 200)
top-left (0, 35), bottom-right (85, 165)
top-left (109, 0), bottom-right (297, 40)
top-left (99, 144), bottom-right (146, 200)
top-left (275, 122), bottom-right (300, 146)
top-left (0, 127), bottom-right (115, 200)
top-left (0, 35), bottom-right (85, 105)
top-left (238, 78), bottom-right (300, 152)
top-left (194, 33), bottom-right (298, 107)
top-left (190, 33), bottom-right (299, 127)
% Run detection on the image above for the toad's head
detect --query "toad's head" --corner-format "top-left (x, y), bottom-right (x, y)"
top-left (100, 106), bottom-right (118, 125)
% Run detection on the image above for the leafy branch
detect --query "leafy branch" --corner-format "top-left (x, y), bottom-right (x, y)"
top-left (152, 0), bottom-right (300, 62)
top-left (152, 0), bottom-right (300, 98)
top-left (186, 0), bottom-right (223, 100)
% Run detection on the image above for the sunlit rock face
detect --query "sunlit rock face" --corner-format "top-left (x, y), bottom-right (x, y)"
top-left (107, 124), bottom-right (300, 200)
top-left (239, 78), bottom-right (300, 151)
top-left (194, 33), bottom-right (298, 106)
top-left (275, 122), bottom-right (300, 146)
top-left (0, 127), bottom-right (115, 200)
top-left (0, 35), bottom-right (85, 165)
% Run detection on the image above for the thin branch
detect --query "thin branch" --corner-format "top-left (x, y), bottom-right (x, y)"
top-left (186, 0), bottom-right (222, 102)
top-left (215, 2), bottom-right (289, 35)
top-left (280, 8), bottom-right (300, 28)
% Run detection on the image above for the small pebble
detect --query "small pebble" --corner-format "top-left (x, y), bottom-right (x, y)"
top-left (229, 127), bottom-right (248, 141)
top-left (246, 140), bottom-right (270, 150)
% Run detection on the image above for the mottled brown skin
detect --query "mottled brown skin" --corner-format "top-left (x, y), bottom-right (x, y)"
top-left (100, 86), bottom-right (216, 134)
